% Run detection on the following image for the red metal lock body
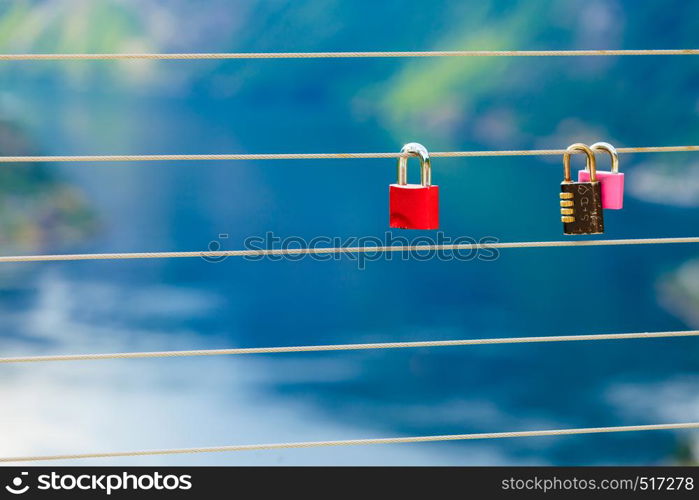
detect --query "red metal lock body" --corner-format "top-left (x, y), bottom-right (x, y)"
top-left (389, 184), bottom-right (439, 229)
top-left (389, 143), bottom-right (439, 230)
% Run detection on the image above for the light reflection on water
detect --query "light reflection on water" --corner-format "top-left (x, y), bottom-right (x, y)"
top-left (1, 268), bottom-right (696, 465)
top-left (0, 270), bottom-right (514, 465)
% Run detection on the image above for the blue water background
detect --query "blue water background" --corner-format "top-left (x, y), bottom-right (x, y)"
top-left (0, 0), bottom-right (697, 465)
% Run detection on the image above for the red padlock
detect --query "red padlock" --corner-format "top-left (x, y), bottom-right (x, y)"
top-left (389, 142), bottom-right (439, 229)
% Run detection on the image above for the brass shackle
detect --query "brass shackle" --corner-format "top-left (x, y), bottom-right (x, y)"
top-left (563, 143), bottom-right (597, 183)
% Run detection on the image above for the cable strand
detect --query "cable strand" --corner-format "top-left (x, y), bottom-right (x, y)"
top-left (1, 330), bottom-right (697, 364)
top-left (0, 146), bottom-right (697, 163)
top-left (0, 237), bottom-right (697, 263)
top-left (2, 422), bottom-right (697, 462)
top-left (0, 49), bottom-right (698, 61)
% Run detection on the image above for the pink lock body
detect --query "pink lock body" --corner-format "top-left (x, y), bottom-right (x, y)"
top-left (577, 170), bottom-right (624, 209)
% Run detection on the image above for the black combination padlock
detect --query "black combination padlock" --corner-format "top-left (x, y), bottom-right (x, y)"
top-left (560, 143), bottom-right (604, 235)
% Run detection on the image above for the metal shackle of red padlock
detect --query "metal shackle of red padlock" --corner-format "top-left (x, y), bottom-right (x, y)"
top-left (389, 142), bottom-right (439, 230)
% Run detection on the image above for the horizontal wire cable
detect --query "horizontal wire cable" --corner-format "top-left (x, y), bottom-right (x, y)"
top-left (3, 422), bottom-right (698, 463)
top-left (1, 330), bottom-right (697, 365)
top-left (0, 49), bottom-right (698, 61)
top-left (0, 146), bottom-right (697, 163)
top-left (0, 237), bottom-right (697, 264)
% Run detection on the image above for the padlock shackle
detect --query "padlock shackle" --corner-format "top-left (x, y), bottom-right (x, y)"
top-left (590, 142), bottom-right (619, 174)
top-left (397, 142), bottom-right (431, 186)
top-left (563, 143), bottom-right (597, 183)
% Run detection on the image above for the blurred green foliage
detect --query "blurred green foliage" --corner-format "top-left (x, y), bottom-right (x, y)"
top-left (0, 119), bottom-right (96, 252)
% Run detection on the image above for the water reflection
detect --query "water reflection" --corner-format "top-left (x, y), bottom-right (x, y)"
top-left (1, 269), bottom-right (695, 465)
top-left (0, 270), bottom-right (515, 465)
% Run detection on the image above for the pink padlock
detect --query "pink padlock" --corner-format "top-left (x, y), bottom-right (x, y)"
top-left (577, 142), bottom-right (624, 209)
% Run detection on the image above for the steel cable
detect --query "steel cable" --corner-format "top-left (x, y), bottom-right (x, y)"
top-left (0, 49), bottom-right (698, 61)
top-left (2, 422), bottom-right (698, 463)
